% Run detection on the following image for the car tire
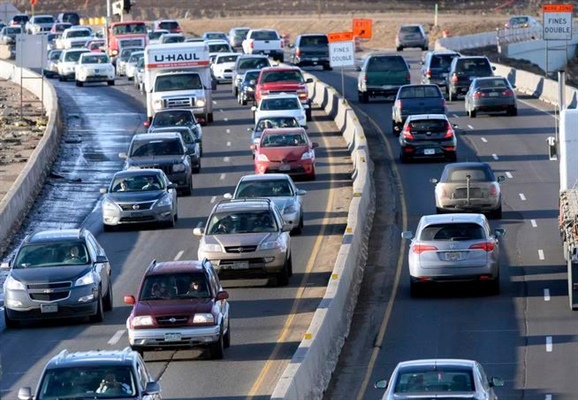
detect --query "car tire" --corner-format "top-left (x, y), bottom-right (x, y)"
top-left (276, 259), bottom-right (290, 287)
top-left (89, 292), bottom-right (104, 323)
top-left (233, 85), bottom-right (237, 96)
top-left (240, 93), bottom-right (247, 106)
top-left (44, 71), bottom-right (53, 78)
top-left (409, 280), bottom-right (421, 297)
top-left (508, 107), bottom-right (518, 116)
top-left (4, 309), bottom-right (19, 329)
top-left (103, 278), bottom-right (113, 312)
top-left (131, 346), bottom-right (145, 357)
top-left (127, 76), bottom-right (133, 81)
top-left (193, 159), bottom-right (201, 174)
top-left (422, 46), bottom-right (429, 51)
top-left (287, 256), bottom-right (293, 277)
top-left (223, 319), bottom-right (231, 349)
top-left (108, 80), bottom-right (115, 86)
top-left (392, 120), bottom-right (399, 136)
top-left (487, 276), bottom-right (500, 295)
top-left (207, 113), bottom-right (214, 123)
top-left (323, 64), bottom-right (332, 71)
top-left (399, 151), bottom-right (409, 163)
top-left (75, 80), bottom-right (83, 87)
top-left (449, 90), bottom-right (455, 102)
top-left (306, 107), bottom-right (312, 122)
top-left (209, 328), bottom-right (225, 360)
top-left (435, 207), bottom-right (445, 214)
top-left (103, 223), bottom-right (115, 232)
top-left (182, 178), bottom-right (193, 196)
top-left (292, 214), bottom-right (303, 235)
top-left (490, 205), bottom-right (502, 219)
top-left (396, 46), bottom-right (403, 51)
top-left (447, 152), bottom-right (458, 162)
top-left (470, 108), bottom-right (477, 118)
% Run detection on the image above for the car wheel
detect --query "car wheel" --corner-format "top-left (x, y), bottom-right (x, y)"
top-left (233, 85), bottom-right (238, 96)
top-left (447, 152), bottom-right (458, 162)
top-left (108, 80), bottom-right (115, 86)
top-left (422, 46), bottom-right (429, 51)
top-left (449, 90), bottom-right (455, 102)
top-left (240, 93), bottom-right (247, 106)
top-left (435, 207), bottom-right (445, 214)
top-left (89, 292), bottom-right (104, 323)
top-left (396, 46), bottom-right (403, 51)
top-left (223, 318), bottom-right (231, 349)
top-left (131, 346), bottom-right (145, 357)
top-left (103, 278), bottom-right (113, 312)
top-left (486, 276), bottom-right (500, 295)
top-left (490, 204), bottom-right (502, 219)
top-left (392, 120), bottom-right (399, 136)
top-left (409, 280), bottom-right (421, 297)
top-left (44, 71), bottom-right (53, 78)
top-left (323, 64), bottom-right (332, 71)
top-left (103, 223), bottom-right (115, 232)
top-left (182, 178), bottom-right (193, 196)
top-left (209, 327), bottom-right (225, 359)
top-left (306, 107), bottom-right (312, 121)
top-left (276, 259), bottom-right (290, 286)
top-left (75, 80), bottom-right (83, 87)
top-left (193, 159), bottom-right (201, 174)
top-left (361, 91), bottom-right (369, 103)
top-left (127, 76), bottom-right (133, 81)
top-left (508, 107), bottom-right (518, 116)
top-left (4, 309), bottom-right (19, 329)
top-left (399, 151), bottom-right (409, 163)
top-left (292, 214), bottom-right (303, 235)
top-left (207, 113), bottom-right (214, 123)
top-left (287, 255), bottom-right (293, 277)
top-left (470, 108), bottom-right (477, 118)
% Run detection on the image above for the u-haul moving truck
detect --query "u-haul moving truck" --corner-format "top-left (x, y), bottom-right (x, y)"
top-left (144, 42), bottom-right (213, 123)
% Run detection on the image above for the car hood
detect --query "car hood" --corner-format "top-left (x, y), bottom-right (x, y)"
top-left (126, 156), bottom-right (185, 166)
top-left (259, 145), bottom-right (310, 161)
top-left (205, 232), bottom-right (278, 247)
top-left (9, 265), bottom-right (92, 283)
top-left (133, 298), bottom-right (214, 316)
top-left (270, 197), bottom-right (296, 213)
top-left (106, 190), bottom-right (166, 203)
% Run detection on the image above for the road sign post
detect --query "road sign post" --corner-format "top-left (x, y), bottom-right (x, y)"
top-left (328, 31), bottom-right (355, 101)
top-left (543, 4), bottom-right (573, 77)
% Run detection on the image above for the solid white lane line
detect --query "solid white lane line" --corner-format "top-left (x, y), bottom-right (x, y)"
top-left (210, 196), bottom-right (217, 203)
top-left (505, 171), bottom-right (513, 178)
top-left (544, 288), bottom-right (551, 301)
top-left (195, 221), bottom-right (203, 229)
top-left (224, 156), bottom-right (230, 162)
top-left (108, 330), bottom-right (125, 345)
top-left (481, 137), bottom-right (488, 143)
top-left (227, 141), bottom-right (231, 147)
top-left (519, 193), bottom-right (527, 201)
top-left (212, 100), bottom-right (217, 105)
top-left (492, 154), bottom-right (499, 160)
top-left (220, 173), bottom-right (226, 180)
top-left (546, 336), bottom-right (553, 352)
top-left (226, 129), bottom-right (230, 134)
top-left (174, 250), bottom-right (184, 260)
top-left (531, 219), bottom-right (538, 227)
top-left (467, 124), bottom-right (474, 130)
top-left (538, 249), bottom-right (545, 260)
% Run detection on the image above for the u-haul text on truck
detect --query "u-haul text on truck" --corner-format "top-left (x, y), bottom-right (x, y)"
top-left (144, 42), bottom-right (213, 124)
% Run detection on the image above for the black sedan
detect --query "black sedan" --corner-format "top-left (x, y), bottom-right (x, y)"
top-left (398, 114), bottom-right (458, 163)
top-left (237, 69), bottom-right (261, 105)
top-left (465, 76), bottom-right (517, 118)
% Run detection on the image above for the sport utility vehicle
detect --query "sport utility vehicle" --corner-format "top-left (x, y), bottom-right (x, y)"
top-left (57, 12), bottom-right (80, 26)
top-left (120, 132), bottom-right (193, 196)
top-left (17, 347), bottom-right (162, 399)
top-left (357, 53), bottom-right (411, 103)
top-left (290, 33), bottom-right (331, 70)
top-left (124, 259), bottom-right (230, 359)
top-left (396, 24), bottom-right (428, 51)
top-left (420, 50), bottom-right (461, 89)
top-left (194, 198), bottom-right (293, 286)
top-left (231, 54), bottom-right (271, 96)
top-left (445, 56), bottom-right (495, 101)
top-left (9, 14), bottom-right (29, 27)
top-left (1, 228), bottom-right (113, 328)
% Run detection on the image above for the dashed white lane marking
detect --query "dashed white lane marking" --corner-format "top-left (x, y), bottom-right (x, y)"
top-left (227, 141), bottom-right (231, 147)
top-left (108, 330), bottom-right (125, 345)
top-left (519, 193), bottom-right (527, 201)
top-left (220, 173), bottom-right (226, 180)
top-left (226, 129), bottom-right (230, 134)
top-left (546, 394), bottom-right (553, 400)
top-left (531, 219), bottom-right (538, 227)
top-left (481, 137), bottom-right (488, 143)
top-left (174, 251), bottom-right (184, 261)
top-left (505, 171), bottom-right (513, 178)
top-left (195, 221), bottom-right (203, 229)
top-left (210, 196), bottom-right (217, 203)
top-left (546, 336), bottom-right (553, 352)
top-left (219, 109), bottom-right (224, 113)
top-left (544, 289), bottom-right (551, 301)
top-left (224, 156), bottom-right (230, 162)
top-left (467, 124), bottom-right (474, 130)
top-left (452, 113), bottom-right (459, 118)
top-left (224, 117), bottom-right (229, 122)
top-left (212, 100), bottom-right (217, 105)
top-left (492, 154), bottom-right (499, 160)
top-left (538, 249), bottom-right (545, 260)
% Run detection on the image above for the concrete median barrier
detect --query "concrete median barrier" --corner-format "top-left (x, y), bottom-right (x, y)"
top-left (0, 62), bottom-right (62, 255)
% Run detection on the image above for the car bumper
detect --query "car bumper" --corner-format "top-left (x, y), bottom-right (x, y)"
top-left (214, 72), bottom-right (233, 82)
top-left (364, 85), bottom-right (403, 97)
top-left (438, 197), bottom-right (501, 212)
top-left (400, 142), bottom-right (456, 159)
top-left (471, 98), bottom-right (516, 111)
top-left (103, 205), bottom-right (175, 226)
top-left (128, 325), bottom-right (221, 348)
top-left (295, 57), bottom-right (330, 67)
top-left (199, 250), bottom-right (288, 279)
top-left (78, 73), bottom-right (115, 82)
top-left (410, 264), bottom-right (499, 283)
top-left (398, 40), bottom-right (427, 48)
top-left (256, 160), bottom-right (315, 177)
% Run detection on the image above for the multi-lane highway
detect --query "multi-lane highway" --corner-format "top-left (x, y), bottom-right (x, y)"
top-left (0, 70), bottom-right (353, 398)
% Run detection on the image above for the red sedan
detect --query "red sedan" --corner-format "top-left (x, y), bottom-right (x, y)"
top-left (252, 127), bottom-right (318, 180)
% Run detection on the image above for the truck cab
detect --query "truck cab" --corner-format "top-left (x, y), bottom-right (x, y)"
top-left (108, 21), bottom-right (148, 64)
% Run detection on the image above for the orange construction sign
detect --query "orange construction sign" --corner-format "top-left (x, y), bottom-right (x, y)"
top-left (30, 0), bottom-right (38, 5)
top-left (543, 4), bottom-right (573, 12)
top-left (353, 18), bottom-right (372, 39)
top-left (328, 31), bottom-right (354, 42)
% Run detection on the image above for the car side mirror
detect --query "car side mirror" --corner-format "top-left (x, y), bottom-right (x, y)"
top-left (494, 228), bottom-right (506, 238)
top-left (118, 152), bottom-right (127, 159)
top-left (17, 388), bottom-right (33, 400)
top-left (95, 255), bottom-right (109, 264)
top-left (303, 125), bottom-right (309, 130)
top-left (430, 178), bottom-right (439, 184)
top-left (249, 79), bottom-right (256, 85)
top-left (401, 231), bottom-right (413, 240)
top-left (251, 106), bottom-right (257, 112)
top-left (355, 65), bottom-right (361, 71)
top-left (144, 381), bottom-right (162, 394)
top-left (492, 66), bottom-right (496, 70)
top-left (167, 183), bottom-right (177, 189)
top-left (374, 379), bottom-right (388, 389)
top-left (490, 377), bottom-right (504, 387)
top-left (99, 187), bottom-right (107, 194)
top-left (306, 78), bottom-right (313, 83)
top-left (497, 176), bottom-right (505, 183)
top-left (223, 193), bottom-right (233, 199)
top-left (193, 227), bottom-right (204, 236)
top-left (143, 120), bottom-right (150, 127)
top-left (123, 295), bottom-right (136, 305)
top-left (312, 142), bottom-right (319, 148)
top-left (216, 290), bottom-right (229, 300)
top-left (195, 138), bottom-right (202, 143)
top-left (296, 189), bottom-right (307, 196)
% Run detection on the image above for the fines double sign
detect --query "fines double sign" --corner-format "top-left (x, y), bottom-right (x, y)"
top-left (543, 3), bottom-right (574, 40)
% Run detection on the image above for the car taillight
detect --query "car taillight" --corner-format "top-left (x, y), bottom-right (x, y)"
top-left (364, 74), bottom-right (368, 82)
top-left (490, 183), bottom-right (499, 196)
top-left (473, 91), bottom-right (483, 98)
top-left (469, 242), bottom-right (495, 252)
top-left (426, 69), bottom-right (431, 78)
top-left (406, 72), bottom-right (411, 82)
top-left (412, 244), bottom-right (438, 254)
top-left (280, 40), bottom-right (284, 48)
top-left (443, 123), bottom-right (454, 139)
top-left (502, 89), bottom-right (514, 96)
top-left (250, 41), bottom-right (254, 49)
top-left (395, 100), bottom-right (402, 110)
top-left (295, 48), bottom-right (301, 57)
top-left (402, 124), bottom-right (414, 140)
top-left (451, 73), bottom-right (458, 83)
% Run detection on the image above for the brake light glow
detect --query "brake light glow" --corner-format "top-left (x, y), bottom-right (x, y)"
top-left (295, 48), bottom-right (301, 57)
top-left (402, 124), bottom-right (414, 140)
top-left (250, 41), bottom-right (254, 49)
top-left (502, 89), bottom-right (514, 96)
top-left (473, 91), bottom-right (483, 98)
top-left (489, 183), bottom-right (499, 196)
top-left (426, 69), bottom-right (432, 78)
top-left (469, 242), bottom-right (495, 252)
top-left (443, 123), bottom-right (454, 139)
top-left (406, 72), bottom-right (411, 82)
top-left (412, 244), bottom-right (438, 254)
top-left (451, 73), bottom-right (458, 83)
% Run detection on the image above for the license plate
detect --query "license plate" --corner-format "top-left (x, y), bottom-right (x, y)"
top-left (41, 304), bottom-right (58, 313)
top-left (312, 58), bottom-right (319, 62)
top-left (442, 73), bottom-right (448, 77)
top-left (95, 69), bottom-right (100, 73)
top-left (264, 50), bottom-right (270, 54)
top-left (445, 252), bottom-right (461, 261)
top-left (489, 92), bottom-right (499, 97)
top-left (424, 149), bottom-right (435, 155)
top-left (232, 261), bottom-right (249, 270)
top-left (164, 333), bottom-right (181, 342)
top-left (279, 164), bottom-right (291, 171)
top-left (130, 212), bottom-right (142, 218)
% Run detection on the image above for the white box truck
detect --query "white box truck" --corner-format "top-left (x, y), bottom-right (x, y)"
top-left (144, 42), bottom-right (214, 124)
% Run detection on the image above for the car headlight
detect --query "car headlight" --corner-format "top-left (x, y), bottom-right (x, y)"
top-left (257, 153), bottom-right (269, 162)
top-left (155, 194), bottom-right (173, 207)
top-left (301, 151), bottom-right (314, 160)
top-left (132, 315), bottom-right (154, 327)
top-left (259, 240), bottom-right (281, 250)
top-left (102, 198), bottom-right (120, 212)
top-left (196, 98), bottom-right (206, 107)
top-left (203, 243), bottom-right (223, 252)
top-left (284, 203), bottom-right (299, 214)
top-left (75, 271), bottom-right (96, 286)
top-left (193, 313), bottom-right (215, 324)
top-left (173, 163), bottom-right (186, 172)
top-left (246, 86), bottom-right (254, 92)
top-left (4, 275), bottom-right (25, 291)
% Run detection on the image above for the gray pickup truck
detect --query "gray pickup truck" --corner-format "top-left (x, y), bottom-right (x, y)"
top-left (391, 84), bottom-right (447, 135)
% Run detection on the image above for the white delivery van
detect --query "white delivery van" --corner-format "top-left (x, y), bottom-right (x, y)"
top-left (144, 42), bottom-right (213, 124)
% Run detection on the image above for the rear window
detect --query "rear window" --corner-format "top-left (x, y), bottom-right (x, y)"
top-left (400, 26), bottom-right (422, 34)
top-left (430, 54), bottom-right (459, 69)
top-left (407, 119), bottom-right (447, 132)
top-left (238, 57), bottom-right (270, 69)
top-left (35, 17), bottom-right (54, 24)
top-left (455, 58), bottom-right (492, 74)
top-left (367, 56), bottom-right (407, 72)
top-left (159, 21), bottom-right (179, 30)
top-left (509, 16), bottom-right (529, 25)
top-left (12, 15), bottom-right (29, 24)
top-left (399, 86), bottom-right (441, 98)
top-left (476, 78), bottom-right (508, 88)
top-left (234, 29), bottom-right (249, 38)
top-left (261, 70), bottom-right (304, 83)
top-left (217, 54), bottom-right (239, 63)
top-left (444, 166), bottom-right (494, 182)
top-left (418, 223), bottom-right (485, 241)
top-left (60, 13), bottom-right (80, 24)
top-left (250, 30), bottom-right (279, 40)
top-left (299, 35), bottom-right (328, 46)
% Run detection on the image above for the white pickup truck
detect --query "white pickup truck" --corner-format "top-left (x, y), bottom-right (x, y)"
top-left (56, 27), bottom-right (94, 49)
top-left (25, 15), bottom-right (55, 34)
top-left (242, 29), bottom-right (284, 62)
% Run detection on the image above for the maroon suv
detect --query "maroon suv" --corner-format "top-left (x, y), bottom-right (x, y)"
top-left (124, 259), bottom-right (231, 359)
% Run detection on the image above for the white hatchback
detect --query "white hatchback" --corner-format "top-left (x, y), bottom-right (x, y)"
top-left (251, 94), bottom-right (307, 127)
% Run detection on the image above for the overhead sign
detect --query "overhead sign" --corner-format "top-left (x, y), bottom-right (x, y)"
top-left (353, 18), bottom-right (372, 39)
top-left (329, 40), bottom-right (355, 68)
top-left (543, 3), bottom-right (573, 40)
top-left (328, 31), bottom-right (353, 43)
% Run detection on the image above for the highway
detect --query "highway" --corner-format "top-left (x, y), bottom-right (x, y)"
top-left (0, 72), bottom-right (352, 398)
top-left (308, 50), bottom-right (578, 400)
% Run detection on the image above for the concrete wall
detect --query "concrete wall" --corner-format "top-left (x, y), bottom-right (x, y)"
top-left (0, 62), bottom-right (62, 255)
top-left (502, 35), bottom-right (578, 73)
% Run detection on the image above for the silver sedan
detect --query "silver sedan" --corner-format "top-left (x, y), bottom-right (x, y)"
top-left (401, 213), bottom-right (505, 296)
top-left (375, 358), bottom-right (504, 399)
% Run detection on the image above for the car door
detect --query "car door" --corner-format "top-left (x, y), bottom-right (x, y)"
top-left (208, 265), bottom-right (229, 326)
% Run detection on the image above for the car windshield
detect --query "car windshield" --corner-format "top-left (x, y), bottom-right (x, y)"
top-left (112, 23), bottom-right (147, 35)
top-left (152, 111), bottom-right (194, 126)
top-left (251, 30), bottom-right (278, 40)
top-left (399, 86), bottom-right (440, 98)
top-left (140, 272), bottom-right (210, 300)
top-left (67, 29), bottom-right (91, 38)
top-left (261, 98), bottom-right (300, 110)
top-left (255, 117), bottom-right (300, 131)
top-left (418, 223), bottom-right (485, 241)
top-left (37, 366), bottom-right (136, 399)
top-left (13, 242), bottom-right (89, 268)
top-left (111, 174), bottom-right (164, 192)
top-left (207, 211), bottom-right (278, 234)
top-left (129, 139), bottom-right (184, 157)
top-left (394, 367), bottom-right (475, 393)
top-left (236, 179), bottom-right (294, 197)
top-left (205, 32), bottom-right (227, 39)
top-left (261, 70), bottom-right (304, 83)
top-left (64, 51), bottom-right (86, 62)
top-left (238, 58), bottom-right (269, 69)
top-left (35, 17), bottom-right (54, 24)
top-left (444, 166), bottom-right (494, 182)
top-left (82, 54), bottom-right (108, 64)
top-left (155, 74), bottom-right (203, 91)
top-left (261, 133), bottom-right (307, 147)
